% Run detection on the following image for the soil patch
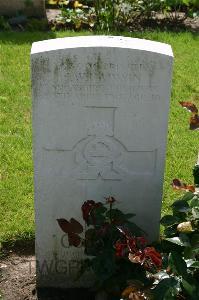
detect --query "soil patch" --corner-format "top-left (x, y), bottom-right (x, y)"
top-left (0, 251), bottom-right (95, 300)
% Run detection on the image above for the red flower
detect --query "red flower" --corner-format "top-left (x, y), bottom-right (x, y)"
top-left (127, 237), bottom-right (137, 252)
top-left (82, 200), bottom-right (95, 224)
top-left (129, 251), bottom-right (144, 264)
top-left (81, 200), bottom-right (102, 225)
top-left (136, 237), bottom-right (147, 248)
top-left (143, 247), bottom-right (162, 268)
top-left (127, 236), bottom-right (147, 252)
top-left (116, 226), bottom-right (161, 269)
top-left (115, 241), bottom-right (128, 257)
top-left (128, 246), bottom-right (162, 270)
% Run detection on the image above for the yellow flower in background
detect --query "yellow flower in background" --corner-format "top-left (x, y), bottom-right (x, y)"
top-left (73, 1), bottom-right (83, 8)
top-left (47, 0), bottom-right (69, 5)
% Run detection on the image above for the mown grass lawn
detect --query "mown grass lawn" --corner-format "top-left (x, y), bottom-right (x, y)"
top-left (0, 30), bottom-right (198, 244)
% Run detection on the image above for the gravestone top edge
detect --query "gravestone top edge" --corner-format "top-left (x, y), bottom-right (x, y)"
top-left (31, 35), bottom-right (173, 57)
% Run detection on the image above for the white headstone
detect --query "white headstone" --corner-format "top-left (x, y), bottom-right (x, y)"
top-left (31, 36), bottom-right (173, 287)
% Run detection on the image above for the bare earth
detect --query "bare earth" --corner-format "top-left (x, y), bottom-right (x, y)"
top-left (0, 252), bottom-right (94, 300)
top-left (0, 253), bottom-right (36, 300)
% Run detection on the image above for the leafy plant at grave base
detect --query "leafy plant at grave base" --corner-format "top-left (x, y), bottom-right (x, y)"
top-left (56, 187), bottom-right (199, 299)
top-left (118, 192), bottom-right (199, 300)
top-left (157, 189), bottom-right (199, 300)
top-left (121, 102), bottom-right (199, 300)
top-left (57, 197), bottom-right (162, 298)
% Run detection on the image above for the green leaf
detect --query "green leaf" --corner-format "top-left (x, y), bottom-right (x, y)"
top-left (192, 207), bottom-right (199, 219)
top-left (191, 233), bottom-right (199, 248)
top-left (165, 237), bottom-right (185, 246)
top-left (188, 261), bottom-right (199, 269)
top-left (154, 271), bottom-right (170, 281)
top-left (190, 196), bottom-right (199, 208)
top-left (169, 251), bottom-right (187, 278)
top-left (106, 209), bottom-right (137, 226)
top-left (185, 258), bottom-right (196, 267)
top-left (160, 215), bottom-right (179, 226)
top-left (184, 246), bottom-right (197, 259)
top-left (161, 239), bottom-right (182, 253)
top-left (179, 233), bottom-right (191, 247)
top-left (107, 208), bottom-right (124, 219)
top-left (171, 200), bottom-right (190, 213)
top-left (153, 278), bottom-right (179, 300)
top-left (164, 225), bottom-right (177, 237)
top-left (85, 228), bottom-right (96, 239)
top-left (95, 205), bottom-right (107, 215)
top-left (182, 0), bottom-right (191, 6)
top-left (192, 248), bottom-right (199, 255)
top-left (84, 228), bottom-right (104, 256)
top-left (91, 250), bottom-right (116, 283)
top-left (182, 279), bottom-right (197, 299)
top-left (92, 206), bottom-right (107, 226)
top-left (182, 191), bottom-right (194, 201)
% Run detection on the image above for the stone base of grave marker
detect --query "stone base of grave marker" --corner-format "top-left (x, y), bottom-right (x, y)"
top-left (31, 36), bottom-right (173, 287)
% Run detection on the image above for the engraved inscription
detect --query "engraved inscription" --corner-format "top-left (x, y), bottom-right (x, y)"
top-left (54, 85), bottom-right (160, 107)
top-left (73, 121), bottom-right (124, 180)
top-left (50, 59), bottom-right (161, 106)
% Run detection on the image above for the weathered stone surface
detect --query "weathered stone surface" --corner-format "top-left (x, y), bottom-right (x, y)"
top-left (31, 36), bottom-right (173, 287)
top-left (0, 0), bottom-right (45, 17)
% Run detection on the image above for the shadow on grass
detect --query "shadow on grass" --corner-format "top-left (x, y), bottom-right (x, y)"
top-left (1, 237), bottom-right (35, 256)
top-left (139, 17), bottom-right (198, 33)
top-left (0, 31), bottom-right (56, 45)
top-left (0, 17), bottom-right (198, 45)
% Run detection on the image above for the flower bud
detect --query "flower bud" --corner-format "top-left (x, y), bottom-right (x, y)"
top-left (177, 221), bottom-right (193, 233)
